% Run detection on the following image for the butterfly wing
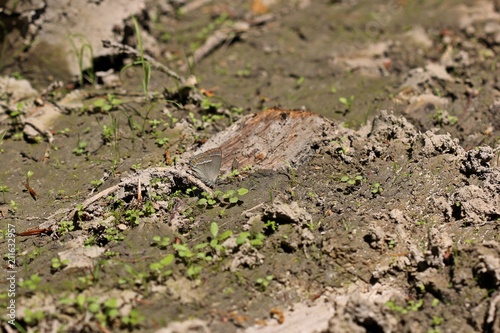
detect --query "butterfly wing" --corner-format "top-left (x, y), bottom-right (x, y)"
top-left (189, 148), bottom-right (222, 187)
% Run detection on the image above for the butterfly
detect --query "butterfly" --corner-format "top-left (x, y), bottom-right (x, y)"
top-left (189, 148), bottom-right (222, 187)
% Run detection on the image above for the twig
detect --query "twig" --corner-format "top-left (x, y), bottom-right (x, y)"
top-left (102, 40), bottom-right (185, 82)
top-left (64, 167), bottom-right (212, 223)
top-left (179, 0), bottom-right (213, 13)
top-left (181, 14), bottom-right (275, 71)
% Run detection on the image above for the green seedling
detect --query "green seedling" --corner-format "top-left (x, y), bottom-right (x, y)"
top-left (91, 179), bottom-right (103, 189)
top-left (131, 163), bottom-right (142, 171)
top-left (339, 95), bottom-right (355, 113)
top-left (220, 188), bottom-right (249, 204)
top-left (432, 109), bottom-right (458, 127)
top-left (149, 253), bottom-right (174, 278)
top-left (236, 63), bottom-right (252, 77)
top-left (0, 184), bottom-right (10, 203)
top-left (142, 201), bottom-right (156, 216)
top-left (19, 274), bottom-right (41, 291)
top-left (57, 220), bottom-right (75, 235)
top-left (101, 118), bottom-right (119, 144)
top-left (296, 76), bottom-right (305, 88)
top-left (256, 275), bottom-right (273, 291)
top-left (385, 299), bottom-right (423, 315)
top-left (0, 131), bottom-right (5, 153)
top-left (124, 209), bottom-right (143, 226)
top-left (121, 308), bottom-right (145, 328)
top-left (68, 34), bottom-right (95, 86)
top-left (73, 136), bottom-right (88, 156)
top-left (209, 222), bottom-right (232, 252)
top-left (101, 227), bottom-right (124, 243)
top-left (340, 175), bottom-right (363, 185)
top-left (197, 189), bottom-right (220, 207)
top-left (9, 200), bottom-right (18, 212)
top-left (264, 220), bottom-right (277, 233)
top-left (93, 94), bottom-right (122, 113)
top-left (123, 16), bottom-right (151, 101)
top-left (23, 170), bottom-right (37, 200)
top-left (236, 232), bottom-right (265, 247)
top-left (200, 97), bottom-right (223, 111)
top-left (155, 136), bottom-right (169, 147)
top-left (148, 119), bottom-right (162, 129)
top-left (24, 309), bottom-right (45, 325)
top-left (371, 182), bottom-right (383, 195)
top-left (151, 236), bottom-right (171, 249)
top-left (51, 257), bottom-right (70, 271)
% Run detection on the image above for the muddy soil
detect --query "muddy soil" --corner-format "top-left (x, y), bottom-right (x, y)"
top-left (0, 1), bottom-right (500, 332)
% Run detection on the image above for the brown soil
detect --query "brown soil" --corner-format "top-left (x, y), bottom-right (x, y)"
top-left (1, 1), bottom-right (499, 332)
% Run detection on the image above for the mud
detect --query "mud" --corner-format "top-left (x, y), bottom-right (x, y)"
top-left (0, 1), bottom-right (499, 333)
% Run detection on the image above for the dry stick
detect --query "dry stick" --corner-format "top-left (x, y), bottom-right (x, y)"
top-left (180, 14), bottom-right (275, 71)
top-left (102, 40), bottom-right (185, 83)
top-left (65, 167), bottom-right (212, 223)
top-left (179, 0), bottom-right (213, 13)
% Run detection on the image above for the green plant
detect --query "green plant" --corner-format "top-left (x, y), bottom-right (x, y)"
top-left (0, 131), bottom-right (5, 153)
top-left (24, 309), bottom-right (45, 325)
top-left (256, 275), bottom-right (273, 291)
top-left (371, 182), bottom-right (383, 195)
top-left (209, 221), bottom-right (232, 252)
top-left (91, 179), bottom-right (103, 189)
top-left (19, 274), bottom-right (41, 291)
top-left (73, 136), bottom-right (88, 156)
top-left (142, 201), bottom-right (156, 216)
top-left (236, 63), bottom-right (252, 77)
top-left (172, 243), bottom-right (208, 279)
top-left (339, 95), bottom-right (355, 113)
top-left (200, 96), bottom-right (223, 111)
top-left (51, 257), bottom-right (70, 271)
top-left (9, 200), bottom-right (18, 212)
top-left (151, 236), bottom-right (171, 249)
top-left (132, 17), bottom-right (151, 100)
top-left (385, 299), bottom-right (423, 314)
top-left (0, 184), bottom-right (10, 203)
top-left (220, 188), bottom-right (249, 204)
top-left (264, 220), bottom-right (278, 232)
top-left (236, 232), bottom-right (265, 247)
top-left (57, 220), bottom-right (75, 235)
top-left (149, 253), bottom-right (174, 278)
top-left (155, 136), bottom-right (169, 147)
top-left (432, 109), bottom-right (458, 127)
top-left (121, 308), bottom-right (145, 327)
top-left (340, 175), bottom-right (363, 185)
top-left (197, 191), bottom-right (218, 207)
top-left (124, 209), bottom-right (143, 226)
top-left (93, 94), bottom-right (123, 113)
top-left (296, 76), bottom-right (305, 88)
top-left (68, 34), bottom-right (95, 86)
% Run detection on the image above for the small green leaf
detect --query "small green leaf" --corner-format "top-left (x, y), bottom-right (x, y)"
top-left (159, 254), bottom-right (174, 266)
top-left (236, 232), bottom-right (250, 245)
top-left (194, 242), bottom-right (209, 250)
top-left (210, 222), bottom-right (219, 238)
top-left (94, 98), bottom-right (106, 107)
top-left (237, 188), bottom-right (248, 196)
top-left (88, 302), bottom-right (100, 313)
top-left (104, 298), bottom-right (118, 309)
top-left (218, 230), bottom-right (233, 241)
